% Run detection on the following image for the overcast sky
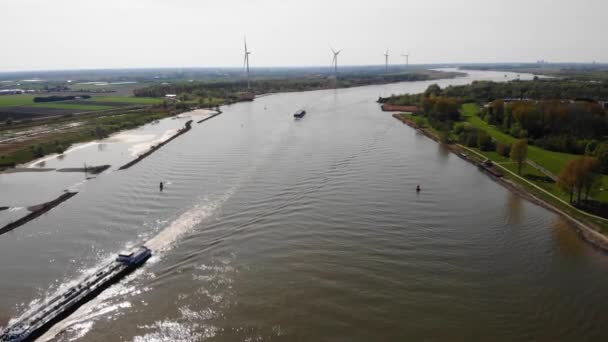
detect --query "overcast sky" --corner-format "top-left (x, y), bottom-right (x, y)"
top-left (2, 0), bottom-right (606, 71)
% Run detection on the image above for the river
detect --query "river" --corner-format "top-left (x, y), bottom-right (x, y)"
top-left (2, 69), bottom-right (608, 341)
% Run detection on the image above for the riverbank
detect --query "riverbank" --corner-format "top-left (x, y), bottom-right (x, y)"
top-left (0, 109), bottom-right (220, 237)
top-left (0, 105), bottom-right (197, 172)
top-left (392, 113), bottom-right (608, 252)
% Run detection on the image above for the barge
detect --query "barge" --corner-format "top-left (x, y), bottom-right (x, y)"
top-left (477, 160), bottom-right (504, 178)
top-left (1, 246), bottom-right (151, 342)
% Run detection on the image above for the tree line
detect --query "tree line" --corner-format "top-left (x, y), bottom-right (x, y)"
top-left (380, 79), bottom-right (608, 105)
top-left (134, 73), bottom-right (443, 101)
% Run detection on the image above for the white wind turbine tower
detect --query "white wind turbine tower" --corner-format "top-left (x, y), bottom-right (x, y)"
top-left (384, 49), bottom-right (390, 73)
top-left (330, 46), bottom-right (341, 76)
top-left (401, 52), bottom-right (409, 69)
top-left (243, 37), bottom-right (252, 89)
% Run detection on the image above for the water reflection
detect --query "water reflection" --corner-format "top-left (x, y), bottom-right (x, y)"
top-left (436, 143), bottom-right (450, 163)
top-left (551, 216), bottom-right (585, 258)
top-left (506, 191), bottom-right (524, 225)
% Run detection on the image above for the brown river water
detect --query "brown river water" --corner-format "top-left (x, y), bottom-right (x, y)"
top-left (1, 70), bottom-right (608, 341)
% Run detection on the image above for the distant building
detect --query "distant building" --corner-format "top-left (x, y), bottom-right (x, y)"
top-left (0, 89), bottom-right (24, 95)
top-left (165, 94), bottom-right (177, 101)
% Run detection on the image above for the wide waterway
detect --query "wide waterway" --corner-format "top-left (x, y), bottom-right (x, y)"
top-left (2, 70), bottom-right (608, 341)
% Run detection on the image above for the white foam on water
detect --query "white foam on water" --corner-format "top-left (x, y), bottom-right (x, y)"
top-left (34, 186), bottom-right (237, 341)
top-left (133, 320), bottom-right (208, 342)
top-left (145, 202), bottom-right (214, 252)
top-left (132, 306), bottom-right (219, 342)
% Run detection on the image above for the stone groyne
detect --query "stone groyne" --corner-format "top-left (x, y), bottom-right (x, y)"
top-left (118, 120), bottom-right (193, 170)
top-left (0, 192), bottom-right (78, 236)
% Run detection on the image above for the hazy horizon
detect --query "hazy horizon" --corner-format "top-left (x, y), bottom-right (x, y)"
top-left (2, 0), bottom-right (607, 72)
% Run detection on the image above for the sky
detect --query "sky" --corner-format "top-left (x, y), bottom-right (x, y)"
top-left (1, 0), bottom-right (607, 71)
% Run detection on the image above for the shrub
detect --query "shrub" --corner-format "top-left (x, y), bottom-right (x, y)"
top-left (496, 142), bottom-right (512, 157)
top-left (30, 145), bottom-right (44, 158)
top-left (477, 131), bottom-right (495, 151)
top-left (453, 122), bottom-right (467, 135)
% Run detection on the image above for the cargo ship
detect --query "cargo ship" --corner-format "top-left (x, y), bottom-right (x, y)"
top-left (293, 109), bottom-right (306, 119)
top-left (0, 246), bottom-right (152, 342)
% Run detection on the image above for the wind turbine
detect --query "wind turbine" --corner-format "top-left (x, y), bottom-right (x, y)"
top-left (401, 52), bottom-right (409, 69)
top-left (243, 37), bottom-right (252, 89)
top-left (383, 49), bottom-right (390, 73)
top-left (330, 46), bottom-right (341, 76)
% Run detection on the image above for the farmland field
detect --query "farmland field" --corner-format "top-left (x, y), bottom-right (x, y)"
top-left (0, 106), bottom-right (78, 120)
top-left (31, 103), bottom-right (112, 111)
top-left (88, 96), bottom-right (162, 104)
top-left (0, 94), bottom-right (162, 121)
top-left (0, 95), bottom-right (37, 107)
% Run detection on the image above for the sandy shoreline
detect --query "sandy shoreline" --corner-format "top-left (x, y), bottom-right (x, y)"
top-left (392, 113), bottom-right (608, 253)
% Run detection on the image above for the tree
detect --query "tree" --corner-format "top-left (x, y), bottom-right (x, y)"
top-left (477, 131), bottom-right (494, 151)
top-left (558, 156), bottom-right (601, 204)
top-left (580, 157), bottom-right (601, 201)
top-left (496, 142), bottom-right (511, 158)
top-left (510, 139), bottom-right (528, 174)
top-left (593, 143), bottom-right (608, 174)
top-left (424, 84), bottom-right (441, 98)
top-left (557, 160), bottom-right (577, 203)
top-left (432, 97), bottom-right (460, 122)
top-left (30, 145), bottom-right (44, 158)
top-left (489, 100), bottom-right (504, 125)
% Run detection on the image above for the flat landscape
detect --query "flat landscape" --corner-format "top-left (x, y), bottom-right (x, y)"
top-left (3, 1), bottom-right (608, 341)
top-left (0, 94), bottom-right (162, 120)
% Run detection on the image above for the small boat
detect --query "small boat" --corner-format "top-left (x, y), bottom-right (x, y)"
top-left (294, 109), bottom-right (306, 119)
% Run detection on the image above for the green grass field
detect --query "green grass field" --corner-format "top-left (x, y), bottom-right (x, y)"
top-left (460, 103), bottom-right (608, 203)
top-left (88, 96), bottom-right (162, 104)
top-left (461, 104), bottom-right (578, 174)
top-left (0, 94), bottom-right (162, 109)
top-left (30, 103), bottom-right (112, 111)
top-left (0, 95), bottom-right (37, 107)
top-left (0, 94), bottom-right (161, 113)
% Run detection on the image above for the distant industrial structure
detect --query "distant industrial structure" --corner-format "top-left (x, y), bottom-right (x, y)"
top-left (0, 89), bottom-right (36, 95)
